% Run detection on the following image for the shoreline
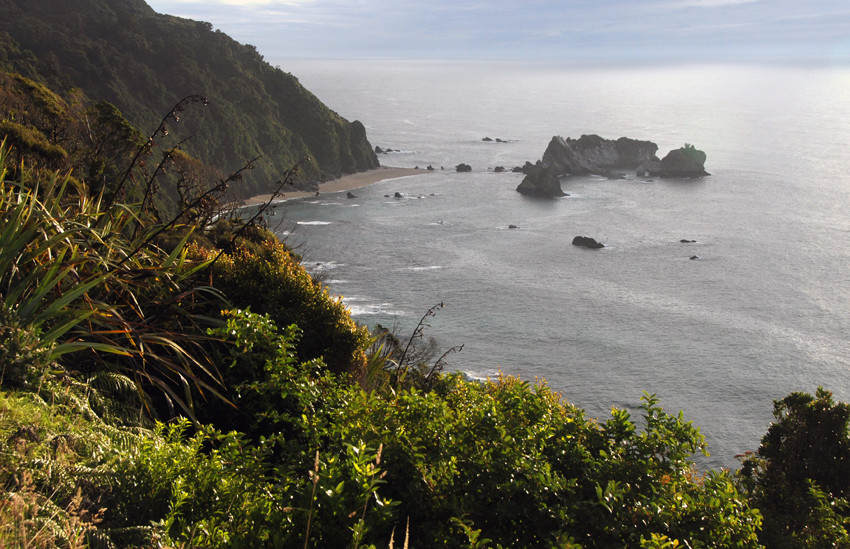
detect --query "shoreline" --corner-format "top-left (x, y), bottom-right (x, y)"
top-left (242, 166), bottom-right (423, 206)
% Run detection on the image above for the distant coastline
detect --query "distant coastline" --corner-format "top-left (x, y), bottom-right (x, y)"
top-left (242, 166), bottom-right (422, 206)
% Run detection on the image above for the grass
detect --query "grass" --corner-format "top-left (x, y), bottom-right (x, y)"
top-left (0, 390), bottom-right (107, 548)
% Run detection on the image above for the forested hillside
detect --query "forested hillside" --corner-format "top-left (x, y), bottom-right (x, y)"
top-left (0, 0), bottom-right (379, 196)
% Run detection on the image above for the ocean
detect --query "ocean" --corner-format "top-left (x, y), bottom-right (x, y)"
top-left (267, 59), bottom-right (850, 470)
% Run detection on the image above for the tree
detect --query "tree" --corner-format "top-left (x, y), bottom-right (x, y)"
top-left (738, 387), bottom-right (850, 546)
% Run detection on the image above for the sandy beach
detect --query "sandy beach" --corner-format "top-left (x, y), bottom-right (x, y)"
top-left (242, 166), bottom-right (423, 206)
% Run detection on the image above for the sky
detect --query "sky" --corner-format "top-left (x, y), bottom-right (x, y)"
top-left (143, 0), bottom-right (850, 64)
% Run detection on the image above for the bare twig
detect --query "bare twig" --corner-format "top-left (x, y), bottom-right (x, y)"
top-left (102, 94), bottom-right (208, 217)
top-left (396, 301), bottom-right (444, 378)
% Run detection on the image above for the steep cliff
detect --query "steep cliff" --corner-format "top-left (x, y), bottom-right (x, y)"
top-left (0, 0), bottom-right (379, 195)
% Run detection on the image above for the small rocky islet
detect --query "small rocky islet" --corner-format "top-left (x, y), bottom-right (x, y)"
top-left (517, 134), bottom-right (709, 198)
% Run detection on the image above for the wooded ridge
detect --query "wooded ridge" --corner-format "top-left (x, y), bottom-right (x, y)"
top-left (0, 0), bottom-right (379, 196)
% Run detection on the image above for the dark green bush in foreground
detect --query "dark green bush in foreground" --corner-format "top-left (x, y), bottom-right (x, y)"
top-left (738, 387), bottom-right (850, 547)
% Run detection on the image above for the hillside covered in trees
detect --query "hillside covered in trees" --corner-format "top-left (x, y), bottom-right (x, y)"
top-left (0, 0), bottom-right (379, 197)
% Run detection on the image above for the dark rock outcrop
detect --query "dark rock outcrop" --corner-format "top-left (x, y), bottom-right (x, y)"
top-left (542, 134), bottom-right (659, 177)
top-left (572, 236), bottom-right (605, 249)
top-left (456, 163), bottom-right (472, 172)
top-left (494, 166), bottom-right (505, 173)
top-left (637, 145), bottom-right (708, 178)
top-left (517, 165), bottom-right (567, 198)
top-left (660, 146), bottom-right (709, 177)
top-left (518, 134), bottom-right (708, 196)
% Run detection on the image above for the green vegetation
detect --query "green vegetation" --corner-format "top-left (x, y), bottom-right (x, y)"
top-left (737, 388), bottom-right (850, 547)
top-left (2, 24), bottom-right (850, 548)
top-left (0, 0), bottom-right (379, 197)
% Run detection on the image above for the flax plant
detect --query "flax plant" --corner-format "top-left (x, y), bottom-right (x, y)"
top-left (0, 139), bottom-right (226, 417)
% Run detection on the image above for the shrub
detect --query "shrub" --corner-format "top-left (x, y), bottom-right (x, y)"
top-left (738, 387), bottom-right (850, 546)
top-left (329, 376), bottom-right (761, 547)
top-left (199, 235), bottom-right (369, 379)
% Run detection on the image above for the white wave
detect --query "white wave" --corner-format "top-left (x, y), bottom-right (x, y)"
top-left (297, 221), bottom-right (333, 225)
top-left (406, 265), bottom-right (443, 272)
top-left (460, 370), bottom-right (495, 383)
top-left (311, 260), bottom-right (345, 269)
top-left (345, 300), bottom-right (407, 316)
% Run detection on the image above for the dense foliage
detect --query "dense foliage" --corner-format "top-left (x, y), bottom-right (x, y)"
top-left (0, 0), bottom-right (379, 196)
top-left (196, 234), bottom-right (370, 379)
top-left (737, 388), bottom-right (850, 547)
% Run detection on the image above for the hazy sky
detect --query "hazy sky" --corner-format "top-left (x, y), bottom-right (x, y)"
top-left (144, 0), bottom-right (850, 64)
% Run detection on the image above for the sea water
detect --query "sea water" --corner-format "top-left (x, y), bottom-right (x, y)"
top-left (267, 59), bottom-right (850, 469)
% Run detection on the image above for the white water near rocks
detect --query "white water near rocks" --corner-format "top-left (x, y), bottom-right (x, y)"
top-left (267, 59), bottom-right (850, 469)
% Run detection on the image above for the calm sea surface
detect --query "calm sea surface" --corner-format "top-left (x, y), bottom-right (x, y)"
top-left (269, 60), bottom-right (850, 469)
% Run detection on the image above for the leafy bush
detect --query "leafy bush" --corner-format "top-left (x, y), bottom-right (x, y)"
top-left (327, 376), bottom-right (762, 547)
top-left (199, 235), bottom-right (369, 379)
top-left (738, 387), bottom-right (850, 547)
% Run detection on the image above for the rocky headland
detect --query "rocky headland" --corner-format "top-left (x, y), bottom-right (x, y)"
top-left (517, 135), bottom-right (709, 197)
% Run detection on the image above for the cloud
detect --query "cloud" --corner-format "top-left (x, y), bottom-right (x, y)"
top-left (144, 0), bottom-right (848, 62)
top-left (680, 0), bottom-right (758, 6)
top-left (151, 0), bottom-right (313, 5)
